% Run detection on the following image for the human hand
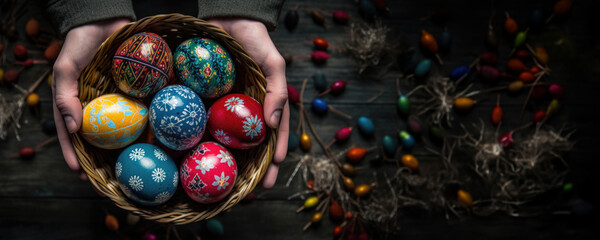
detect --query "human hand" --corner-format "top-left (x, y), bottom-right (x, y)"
top-left (207, 18), bottom-right (289, 189)
top-left (52, 18), bottom-right (130, 180)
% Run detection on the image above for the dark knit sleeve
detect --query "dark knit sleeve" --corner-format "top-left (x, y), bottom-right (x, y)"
top-left (196, 0), bottom-right (284, 31)
top-left (46, 0), bottom-right (137, 35)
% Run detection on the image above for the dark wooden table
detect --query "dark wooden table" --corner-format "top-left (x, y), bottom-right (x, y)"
top-left (1, 0), bottom-right (599, 239)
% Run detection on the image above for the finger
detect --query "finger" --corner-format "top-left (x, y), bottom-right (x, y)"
top-left (53, 60), bottom-right (83, 134)
top-left (52, 93), bottom-right (81, 173)
top-left (262, 53), bottom-right (288, 129)
top-left (273, 102), bottom-right (289, 165)
top-left (261, 164), bottom-right (279, 189)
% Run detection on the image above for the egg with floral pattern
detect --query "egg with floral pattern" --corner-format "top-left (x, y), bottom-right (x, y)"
top-left (116, 143), bottom-right (178, 206)
top-left (112, 32), bottom-right (172, 98)
top-left (180, 141), bottom-right (237, 204)
top-left (80, 93), bottom-right (148, 149)
top-left (149, 85), bottom-right (207, 151)
top-left (207, 93), bottom-right (266, 149)
top-left (174, 37), bottom-right (235, 99)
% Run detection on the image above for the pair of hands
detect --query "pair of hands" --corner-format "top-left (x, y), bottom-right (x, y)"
top-left (52, 18), bottom-right (289, 189)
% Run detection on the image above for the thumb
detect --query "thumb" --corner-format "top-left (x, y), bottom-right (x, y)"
top-left (52, 60), bottom-right (83, 133)
top-left (261, 53), bottom-right (288, 128)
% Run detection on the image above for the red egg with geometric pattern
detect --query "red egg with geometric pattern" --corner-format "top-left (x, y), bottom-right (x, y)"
top-left (207, 93), bottom-right (266, 149)
top-left (180, 141), bottom-right (237, 204)
top-left (112, 32), bottom-right (173, 98)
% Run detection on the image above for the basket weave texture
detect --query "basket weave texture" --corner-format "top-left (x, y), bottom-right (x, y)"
top-left (73, 13), bottom-right (275, 224)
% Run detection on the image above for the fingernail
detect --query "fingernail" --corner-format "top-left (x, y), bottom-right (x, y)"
top-left (65, 116), bottom-right (77, 133)
top-left (270, 109), bottom-right (282, 128)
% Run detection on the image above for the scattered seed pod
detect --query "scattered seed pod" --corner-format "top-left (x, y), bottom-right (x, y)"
top-left (354, 184), bottom-right (371, 197)
top-left (312, 38), bottom-right (329, 51)
top-left (397, 94), bottom-right (410, 116)
top-left (19, 147), bottom-right (35, 160)
top-left (284, 8), bottom-right (299, 31)
top-left (206, 219), bottom-right (225, 237)
top-left (533, 109), bottom-right (546, 123)
top-left (311, 9), bottom-right (326, 28)
top-left (381, 135), bottom-right (397, 158)
top-left (516, 49), bottom-right (531, 59)
top-left (553, 0), bottom-right (573, 16)
top-left (105, 213), bottom-right (119, 232)
top-left (288, 132), bottom-right (300, 151)
top-left (343, 177), bottom-right (355, 191)
top-left (507, 58), bottom-right (528, 73)
top-left (288, 85), bottom-right (300, 104)
top-left (546, 99), bottom-right (560, 116)
top-left (334, 127), bottom-right (353, 143)
top-left (548, 83), bottom-right (564, 100)
top-left (311, 51), bottom-right (330, 64)
top-left (485, 28), bottom-right (499, 50)
top-left (479, 65), bottom-right (499, 81)
top-left (313, 69), bottom-right (328, 92)
top-left (450, 65), bottom-right (470, 81)
top-left (25, 18), bottom-right (39, 37)
top-left (359, 0), bottom-right (377, 20)
top-left (535, 46), bottom-right (549, 65)
top-left (341, 163), bottom-right (356, 177)
top-left (454, 97), bottom-right (476, 111)
top-left (508, 80), bottom-right (524, 92)
top-left (300, 133), bottom-right (312, 151)
top-left (504, 13), bottom-right (519, 35)
top-left (491, 105), bottom-right (503, 126)
top-left (457, 189), bottom-right (473, 207)
top-left (332, 10), bottom-right (350, 24)
top-left (398, 130), bottom-right (415, 149)
top-left (346, 147), bottom-right (370, 163)
top-left (329, 199), bottom-right (344, 221)
top-left (414, 59), bottom-right (433, 78)
top-left (357, 116), bottom-right (375, 138)
top-left (307, 179), bottom-right (314, 189)
top-left (304, 196), bottom-right (319, 209)
top-left (44, 42), bottom-right (62, 62)
top-left (26, 93), bottom-right (40, 107)
top-left (401, 154), bottom-right (419, 171)
top-left (519, 72), bottom-right (535, 82)
top-left (498, 132), bottom-right (514, 147)
top-left (514, 31), bottom-right (527, 47)
top-left (13, 44), bottom-right (27, 60)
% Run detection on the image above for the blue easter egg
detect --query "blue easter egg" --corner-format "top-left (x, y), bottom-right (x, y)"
top-left (116, 143), bottom-right (178, 206)
top-left (149, 85), bottom-right (207, 151)
top-left (450, 65), bottom-right (470, 80)
top-left (312, 97), bottom-right (329, 114)
top-left (174, 38), bottom-right (235, 99)
top-left (357, 116), bottom-right (375, 137)
top-left (414, 59), bottom-right (432, 78)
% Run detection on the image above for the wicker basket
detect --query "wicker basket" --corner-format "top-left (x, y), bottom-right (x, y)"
top-left (73, 13), bottom-right (275, 224)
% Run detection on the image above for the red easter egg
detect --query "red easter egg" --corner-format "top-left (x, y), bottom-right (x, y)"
top-left (207, 94), bottom-right (266, 149)
top-left (180, 142), bottom-right (237, 204)
top-left (112, 32), bottom-right (172, 98)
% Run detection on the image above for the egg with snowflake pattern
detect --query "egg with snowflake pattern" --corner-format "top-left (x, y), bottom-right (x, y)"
top-left (180, 141), bottom-right (237, 204)
top-left (116, 143), bottom-right (178, 206)
top-left (112, 32), bottom-right (172, 98)
top-left (149, 85), bottom-right (207, 151)
top-left (207, 93), bottom-right (266, 149)
top-left (174, 37), bottom-right (235, 98)
top-left (80, 93), bottom-right (148, 149)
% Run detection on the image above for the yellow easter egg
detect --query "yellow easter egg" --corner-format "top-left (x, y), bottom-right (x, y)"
top-left (80, 93), bottom-right (148, 149)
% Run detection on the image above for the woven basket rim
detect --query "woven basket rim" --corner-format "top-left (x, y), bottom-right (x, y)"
top-left (72, 13), bottom-right (275, 225)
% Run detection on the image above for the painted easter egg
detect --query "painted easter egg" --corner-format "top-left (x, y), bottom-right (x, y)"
top-left (80, 93), bottom-right (148, 149)
top-left (112, 32), bottom-right (172, 98)
top-left (149, 85), bottom-right (207, 151)
top-left (180, 142), bottom-right (237, 204)
top-left (207, 93), bottom-right (266, 149)
top-left (174, 37), bottom-right (235, 98)
top-left (116, 143), bottom-right (178, 206)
